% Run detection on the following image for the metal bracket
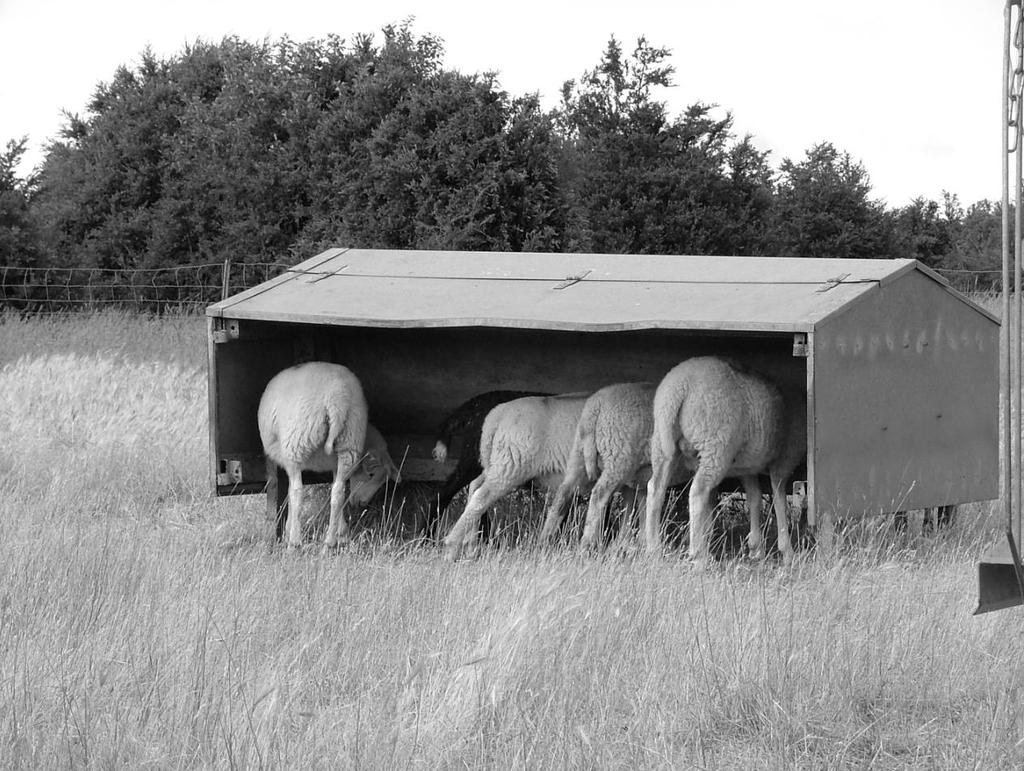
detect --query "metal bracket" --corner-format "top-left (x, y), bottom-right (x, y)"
top-left (792, 333), bottom-right (809, 357)
top-left (217, 459), bottom-right (244, 486)
top-left (211, 319), bottom-right (241, 344)
top-left (816, 273), bottom-right (851, 292)
top-left (303, 264), bottom-right (348, 284)
top-left (216, 456), bottom-right (266, 486)
top-left (554, 269), bottom-right (592, 290)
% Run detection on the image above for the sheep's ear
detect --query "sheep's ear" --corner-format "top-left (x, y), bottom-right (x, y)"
top-left (384, 455), bottom-right (401, 484)
top-left (363, 451), bottom-right (400, 484)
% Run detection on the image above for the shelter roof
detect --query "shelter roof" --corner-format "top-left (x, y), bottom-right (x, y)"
top-left (207, 248), bottom-right (994, 333)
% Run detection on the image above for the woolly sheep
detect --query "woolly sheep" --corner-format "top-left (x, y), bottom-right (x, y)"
top-left (271, 422), bottom-right (400, 543)
top-left (538, 381), bottom-right (692, 549)
top-left (443, 392), bottom-right (590, 559)
top-left (349, 423), bottom-right (402, 508)
top-left (424, 390), bottom-right (550, 540)
top-left (644, 357), bottom-right (806, 564)
top-left (258, 361), bottom-right (399, 549)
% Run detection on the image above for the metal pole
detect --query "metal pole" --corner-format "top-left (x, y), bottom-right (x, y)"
top-left (1003, 1), bottom-right (1013, 539)
top-left (221, 258), bottom-right (232, 302)
top-left (972, 2), bottom-right (1024, 614)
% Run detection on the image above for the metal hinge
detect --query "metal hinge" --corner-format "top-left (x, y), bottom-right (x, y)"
top-left (817, 273), bottom-right (851, 292)
top-left (554, 269), bottom-right (592, 290)
top-left (211, 319), bottom-right (240, 343)
top-left (792, 332), bottom-right (809, 357)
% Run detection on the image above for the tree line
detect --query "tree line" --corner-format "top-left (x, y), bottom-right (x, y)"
top-left (0, 24), bottom-right (1003, 292)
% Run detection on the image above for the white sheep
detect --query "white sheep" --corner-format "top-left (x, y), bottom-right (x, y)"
top-left (442, 392), bottom-right (590, 559)
top-left (348, 422), bottom-right (402, 508)
top-left (538, 381), bottom-right (692, 548)
top-left (258, 361), bottom-right (399, 549)
top-left (644, 357), bottom-right (806, 564)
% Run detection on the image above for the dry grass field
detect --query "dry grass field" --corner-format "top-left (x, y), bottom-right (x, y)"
top-left (1, 310), bottom-right (1023, 769)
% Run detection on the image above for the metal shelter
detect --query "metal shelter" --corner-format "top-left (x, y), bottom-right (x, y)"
top-left (206, 248), bottom-right (999, 534)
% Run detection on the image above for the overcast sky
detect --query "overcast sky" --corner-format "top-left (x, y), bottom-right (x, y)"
top-left (0, 0), bottom-right (1006, 208)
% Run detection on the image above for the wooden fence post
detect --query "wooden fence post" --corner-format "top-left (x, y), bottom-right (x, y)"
top-left (221, 258), bottom-right (232, 301)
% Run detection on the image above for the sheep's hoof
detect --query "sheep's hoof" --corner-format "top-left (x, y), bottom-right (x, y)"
top-left (443, 541), bottom-right (463, 562)
top-left (644, 540), bottom-right (666, 558)
top-left (688, 557), bottom-right (711, 572)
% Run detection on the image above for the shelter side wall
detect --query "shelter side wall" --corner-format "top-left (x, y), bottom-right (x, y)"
top-left (209, 325), bottom-right (295, 493)
top-left (812, 275), bottom-right (999, 516)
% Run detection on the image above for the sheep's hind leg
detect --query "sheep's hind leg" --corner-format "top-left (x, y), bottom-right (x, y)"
top-left (539, 466), bottom-right (587, 544)
top-left (580, 475), bottom-right (619, 550)
top-left (444, 476), bottom-right (507, 560)
top-left (284, 465), bottom-right (305, 549)
top-left (644, 457), bottom-right (676, 555)
top-left (741, 475), bottom-right (765, 560)
top-left (769, 472), bottom-right (793, 564)
top-left (424, 460), bottom-right (479, 540)
top-left (324, 450), bottom-right (358, 551)
top-left (688, 463), bottom-right (725, 566)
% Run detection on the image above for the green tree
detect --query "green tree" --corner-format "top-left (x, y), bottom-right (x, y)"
top-left (890, 195), bottom-right (955, 267)
top-left (556, 37), bottom-right (773, 256)
top-left (33, 25), bottom-right (569, 269)
top-left (948, 198), bottom-right (1001, 291)
top-left (770, 142), bottom-right (893, 260)
top-left (295, 24), bottom-right (566, 253)
top-left (0, 137), bottom-right (41, 267)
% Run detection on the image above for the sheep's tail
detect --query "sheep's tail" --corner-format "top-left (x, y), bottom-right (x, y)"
top-left (324, 399), bottom-right (368, 469)
top-left (432, 410), bottom-right (466, 464)
top-left (650, 372), bottom-right (689, 468)
top-left (577, 402), bottom-right (601, 481)
top-left (477, 413), bottom-right (498, 471)
top-left (432, 440), bottom-right (449, 464)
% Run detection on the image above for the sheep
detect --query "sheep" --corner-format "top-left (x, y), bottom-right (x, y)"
top-left (270, 421), bottom-right (400, 541)
top-left (423, 390), bottom-right (550, 540)
top-left (347, 422), bottom-right (402, 508)
top-left (538, 381), bottom-right (693, 549)
top-left (258, 361), bottom-right (399, 549)
top-left (644, 357), bottom-right (806, 564)
top-left (536, 382), bottom-right (657, 545)
top-left (443, 392), bottom-right (590, 559)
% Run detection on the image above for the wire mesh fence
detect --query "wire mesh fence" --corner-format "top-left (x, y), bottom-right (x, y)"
top-left (0, 259), bottom-right (1002, 314)
top-left (0, 262), bottom-right (291, 313)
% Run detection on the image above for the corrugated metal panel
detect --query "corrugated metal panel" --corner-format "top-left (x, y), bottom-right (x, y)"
top-left (207, 249), bottom-right (953, 332)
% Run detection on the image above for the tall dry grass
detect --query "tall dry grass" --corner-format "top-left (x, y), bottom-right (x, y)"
top-left (0, 310), bottom-right (1022, 769)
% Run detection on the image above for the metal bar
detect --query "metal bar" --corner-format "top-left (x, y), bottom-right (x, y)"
top-left (978, 2), bottom-right (1024, 614)
top-left (1016, 0), bottom-right (1024, 551)
top-left (1004, 1), bottom-right (1014, 538)
top-left (221, 258), bottom-right (231, 301)
top-left (1018, 131), bottom-right (1023, 550)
